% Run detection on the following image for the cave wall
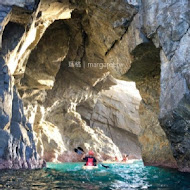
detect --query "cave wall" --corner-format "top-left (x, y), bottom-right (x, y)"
top-left (126, 42), bottom-right (177, 168)
top-left (22, 1), bottom-right (139, 161)
top-left (0, 0), bottom-right (73, 168)
top-left (0, 0), bottom-right (189, 171)
top-left (102, 0), bottom-right (190, 171)
top-left (142, 0), bottom-right (190, 172)
top-left (104, 10), bottom-right (177, 167)
top-left (0, 1), bottom-right (45, 169)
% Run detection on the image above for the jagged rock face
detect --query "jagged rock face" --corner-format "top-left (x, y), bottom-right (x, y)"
top-left (0, 0), bottom-right (34, 7)
top-left (0, 0), bottom-right (189, 172)
top-left (0, 0), bottom-right (45, 169)
top-left (104, 0), bottom-right (189, 171)
top-left (18, 0), bottom-right (140, 162)
top-left (141, 0), bottom-right (190, 172)
top-left (0, 0), bottom-right (73, 169)
top-left (0, 82), bottom-right (45, 169)
top-left (105, 9), bottom-right (177, 167)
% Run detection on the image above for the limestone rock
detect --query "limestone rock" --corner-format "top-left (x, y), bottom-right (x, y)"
top-left (105, 2), bottom-right (177, 167)
top-left (105, 12), bottom-right (148, 76)
top-left (141, 0), bottom-right (190, 171)
top-left (0, 0), bottom-right (189, 172)
top-left (159, 29), bottom-right (190, 171)
top-left (31, 68), bottom-right (125, 162)
top-left (20, 20), bottom-right (69, 90)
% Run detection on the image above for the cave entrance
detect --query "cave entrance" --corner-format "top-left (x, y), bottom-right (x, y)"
top-left (18, 15), bottom-right (143, 162)
top-left (123, 41), bottom-right (176, 167)
top-left (76, 79), bottom-right (142, 161)
top-left (14, 7), bottom-right (171, 164)
top-left (17, 10), bottom-right (145, 163)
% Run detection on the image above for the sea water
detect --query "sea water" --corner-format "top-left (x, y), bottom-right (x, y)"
top-left (0, 161), bottom-right (190, 189)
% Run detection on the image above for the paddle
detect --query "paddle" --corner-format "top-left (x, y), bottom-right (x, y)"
top-left (74, 148), bottom-right (83, 155)
top-left (74, 147), bottom-right (109, 169)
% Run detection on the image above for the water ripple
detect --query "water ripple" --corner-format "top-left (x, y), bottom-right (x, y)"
top-left (0, 161), bottom-right (190, 189)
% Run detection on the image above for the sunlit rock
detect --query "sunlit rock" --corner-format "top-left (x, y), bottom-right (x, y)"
top-left (0, 0), bottom-right (189, 172)
top-left (78, 80), bottom-right (142, 159)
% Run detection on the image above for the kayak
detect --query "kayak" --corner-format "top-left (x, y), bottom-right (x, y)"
top-left (82, 165), bottom-right (98, 170)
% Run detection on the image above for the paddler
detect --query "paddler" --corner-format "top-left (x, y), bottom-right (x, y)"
top-left (81, 150), bottom-right (97, 166)
top-left (122, 154), bottom-right (129, 162)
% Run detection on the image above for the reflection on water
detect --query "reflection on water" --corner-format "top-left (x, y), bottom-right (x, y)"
top-left (0, 161), bottom-right (190, 189)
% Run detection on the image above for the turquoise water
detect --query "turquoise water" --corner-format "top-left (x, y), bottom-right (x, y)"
top-left (0, 161), bottom-right (190, 189)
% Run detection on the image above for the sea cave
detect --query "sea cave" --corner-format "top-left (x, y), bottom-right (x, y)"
top-left (0, 0), bottom-right (190, 189)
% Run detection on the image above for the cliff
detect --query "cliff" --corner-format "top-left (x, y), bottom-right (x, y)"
top-left (0, 0), bottom-right (189, 172)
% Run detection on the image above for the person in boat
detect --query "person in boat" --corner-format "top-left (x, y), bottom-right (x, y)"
top-left (81, 150), bottom-right (97, 166)
top-left (114, 156), bottom-right (118, 162)
top-left (122, 154), bottom-right (129, 162)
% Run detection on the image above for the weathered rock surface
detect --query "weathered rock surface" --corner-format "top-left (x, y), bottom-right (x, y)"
top-left (0, 0), bottom-right (73, 168)
top-left (0, 0), bottom-right (189, 172)
top-left (18, 0), bottom-right (141, 162)
top-left (0, 0), bottom-right (34, 8)
top-left (103, 0), bottom-right (189, 171)
top-left (20, 20), bottom-right (69, 89)
top-left (105, 8), bottom-right (177, 167)
top-left (141, 0), bottom-right (190, 172)
top-left (0, 86), bottom-right (45, 169)
top-left (124, 41), bottom-right (177, 168)
top-left (159, 33), bottom-right (190, 171)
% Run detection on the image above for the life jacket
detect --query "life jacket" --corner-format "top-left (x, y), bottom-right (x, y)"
top-left (86, 157), bottom-right (94, 166)
top-left (122, 157), bottom-right (127, 162)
